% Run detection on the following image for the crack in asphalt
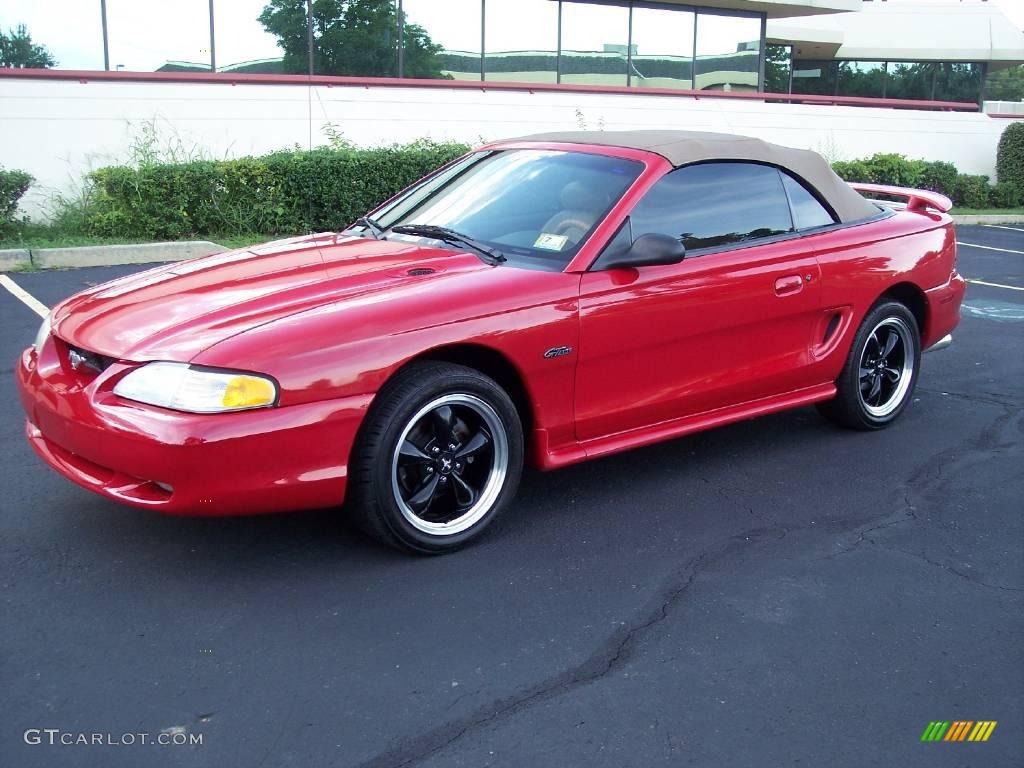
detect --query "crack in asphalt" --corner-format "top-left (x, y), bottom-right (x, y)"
top-left (879, 544), bottom-right (1024, 593)
top-left (351, 405), bottom-right (1020, 768)
top-left (353, 528), bottom-right (795, 768)
top-left (917, 386), bottom-right (1022, 409)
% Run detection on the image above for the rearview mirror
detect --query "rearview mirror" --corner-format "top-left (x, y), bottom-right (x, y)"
top-left (601, 233), bottom-right (686, 270)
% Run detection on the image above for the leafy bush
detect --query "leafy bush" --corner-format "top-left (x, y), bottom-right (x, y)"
top-left (0, 166), bottom-right (33, 232)
top-left (86, 140), bottom-right (470, 240)
top-left (862, 153), bottom-right (925, 188)
top-left (831, 153), bottom-right (1020, 209)
top-left (996, 121), bottom-right (1024, 189)
top-left (830, 159), bottom-right (872, 183)
top-left (990, 181), bottom-right (1022, 209)
top-left (952, 174), bottom-right (991, 209)
top-left (917, 161), bottom-right (959, 198)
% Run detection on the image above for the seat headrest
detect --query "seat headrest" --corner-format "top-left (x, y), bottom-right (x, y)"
top-left (561, 180), bottom-right (609, 211)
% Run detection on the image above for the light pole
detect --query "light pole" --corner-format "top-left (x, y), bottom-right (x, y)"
top-left (100, 0), bottom-right (110, 71)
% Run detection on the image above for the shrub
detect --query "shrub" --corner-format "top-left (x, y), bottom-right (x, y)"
top-left (862, 153), bottom-right (925, 188)
top-left (918, 161), bottom-right (959, 198)
top-left (830, 160), bottom-right (872, 182)
top-left (991, 180), bottom-right (1022, 209)
top-left (86, 140), bottom-right (471, 239)
top-left (0, 165), bottom-right (33, 232)
top-left (996, 121), bottom-right (1024, 189)
top-left (952, 174), bottom-right (992, 209)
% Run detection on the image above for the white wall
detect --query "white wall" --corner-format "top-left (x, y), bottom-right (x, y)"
top-left (0, 76), bottom-right (1009, 221)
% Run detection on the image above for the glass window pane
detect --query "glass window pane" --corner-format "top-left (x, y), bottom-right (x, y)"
top-left (405, 0), bottom-right (481, 80)
top-left (629, 6), bottom-right (694, 90)
top-left (559, 1), bottom-right (629, 87)
top-left (106, 0), bottom-right (210, 72)
top-left (1, 0), bottom-right (104, 70)
top-left (836, 61), bottom-right (885, 98)
top-left (932, 62), bottom-right (982, 103)
top-left (791, 59), bottom-right (835, 95)
top-left (695, 12), bottom-right (760, 92)
top-left (781, 173), bottom-right (835, 229)
top-left (631, 163), bottom-right (793, 252)
top-left (216, 0), bottom-right (284, 73)
top-left (885, 62), bottom-right (936, 100)
top-left (765, 44), bottom-right (792, 93)
top-left (380, 149), bottom-right (643, 270)
top-left (484, 0), bottom-right (557, 84)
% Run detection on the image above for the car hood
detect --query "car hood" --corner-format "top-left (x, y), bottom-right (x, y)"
top-left (51, 233), bottom-right (494, 361)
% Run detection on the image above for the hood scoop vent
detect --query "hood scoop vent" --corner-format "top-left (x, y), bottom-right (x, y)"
top-left (407, 268), bottom-right (436, 276)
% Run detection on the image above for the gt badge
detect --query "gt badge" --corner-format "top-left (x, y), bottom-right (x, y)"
top-left (543, 346), bottom-right (573, 359)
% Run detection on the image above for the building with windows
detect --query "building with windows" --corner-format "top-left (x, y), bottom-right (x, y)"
top-left (2, 0), bottom-right (1023, 221)
top-left (143, 1), bottom-right (1023, 106)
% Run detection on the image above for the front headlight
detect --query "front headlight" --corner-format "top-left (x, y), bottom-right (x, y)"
top-left (113, 362), bottom-right (278, 413)
top-left (33, 313), bottom-right (52, 356)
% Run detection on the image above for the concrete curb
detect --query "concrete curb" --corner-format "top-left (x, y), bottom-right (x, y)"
top-left (30, 240), bottom-right (226, 269)
top-left (952, 214), bottom-right (1024, 225)
top-left (0, 248), bottom-right (32, 271)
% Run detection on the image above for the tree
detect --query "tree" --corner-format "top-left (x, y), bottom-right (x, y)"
top-left (985, 64), bottom-right (1024, 102)
top-left (259, 0), bottom-right (447, 78)
top-left (0, 24), bottom-right (56, 69)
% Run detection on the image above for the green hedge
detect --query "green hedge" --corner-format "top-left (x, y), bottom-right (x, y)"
top-left (0, 166), bottom-right (33, 233)
top-left (73, 143), bottom-right (1024, 242)
top-left (86, 140), bottom-right (470, 240)
top-left (996, 121), bottom-right (1024, 191)
top-left (831, 152), bottom-right (1019, 209)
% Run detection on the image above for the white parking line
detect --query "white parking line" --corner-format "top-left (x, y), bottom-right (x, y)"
top-left (957, 241), bottom-right (1024, 255)
top-left (966, 278), bottom-right (1024, 292)
top-left (0, 274), bottom-right (49, 318)
top-left (982, 224), bottom-right (1024, 233)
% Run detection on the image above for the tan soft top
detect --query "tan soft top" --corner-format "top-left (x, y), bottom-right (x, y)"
top-left (509, 130), bottom-right (879, 224)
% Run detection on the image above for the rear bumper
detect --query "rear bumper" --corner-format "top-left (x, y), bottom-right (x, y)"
top-left (16, 343), bottom-right (371, 516)
top-left (924, 270), bottom-right (966, 349)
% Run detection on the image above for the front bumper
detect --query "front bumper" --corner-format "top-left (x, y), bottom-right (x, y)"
top-left (16, 341), bottom-right (371, 516)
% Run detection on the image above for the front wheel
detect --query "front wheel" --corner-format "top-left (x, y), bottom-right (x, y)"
top-left (348, 362), bottom-right (524, 553)
top-left (817, 301), bottom-right (921, 430)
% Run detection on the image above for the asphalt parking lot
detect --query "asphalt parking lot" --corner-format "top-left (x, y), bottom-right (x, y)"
top-left (1, 224), bottom-right (1021, 767)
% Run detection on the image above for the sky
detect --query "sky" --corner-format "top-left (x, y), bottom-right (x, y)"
top-left (1, 0), bottom-right (1022, 71)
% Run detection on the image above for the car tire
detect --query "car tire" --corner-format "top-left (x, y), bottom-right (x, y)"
top-left (347, 361), bottom-right (524, 554)
top-left (817, 300), bottom-right (921, 430)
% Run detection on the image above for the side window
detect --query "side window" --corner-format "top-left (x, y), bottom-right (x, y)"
top-left (627, 162), bottom-right (794, 252)
top-left (781, 172), bottom-right (836, 230)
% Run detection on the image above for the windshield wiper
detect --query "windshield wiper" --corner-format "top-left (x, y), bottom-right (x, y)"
top-left (353, 215), bottom-right (384, 239)
top-left (391, 224), bottom-right (506, 265)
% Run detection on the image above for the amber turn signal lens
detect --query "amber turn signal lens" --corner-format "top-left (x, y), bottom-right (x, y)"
top-left (222, 376), bottom-right (276, 408)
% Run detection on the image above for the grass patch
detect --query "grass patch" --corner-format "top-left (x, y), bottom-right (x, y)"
top-left (0, 226), bottom-right (270, 252)
top-left (950, 208), bottom-right (1024, 216)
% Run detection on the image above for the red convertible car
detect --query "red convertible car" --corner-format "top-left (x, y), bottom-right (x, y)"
top-left (17, 130), bottom-right (964, 552)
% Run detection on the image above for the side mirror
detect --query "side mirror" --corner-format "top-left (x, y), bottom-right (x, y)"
top-left (601, 233), bottom-right (686, 270)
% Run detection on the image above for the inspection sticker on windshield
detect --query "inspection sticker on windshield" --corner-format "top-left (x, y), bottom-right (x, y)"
top-left (534, 233), bottom-right (569, 251)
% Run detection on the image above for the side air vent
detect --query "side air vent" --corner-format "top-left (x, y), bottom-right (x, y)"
top-left (407, 268), bottom-right (435, 276)
top-left (823, 313), bottom-right (841, 344)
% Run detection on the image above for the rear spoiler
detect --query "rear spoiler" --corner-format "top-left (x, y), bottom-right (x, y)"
top-left (849, 183), bottom-right (953, 214)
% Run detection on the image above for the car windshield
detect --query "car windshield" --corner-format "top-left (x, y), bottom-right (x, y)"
top-left (356, 149), bottom-right (644, 270)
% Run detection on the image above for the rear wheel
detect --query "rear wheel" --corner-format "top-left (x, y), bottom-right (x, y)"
top-left (348, 362), bottom-right (523, 553)
top-left (817, 301), bottom-right (921, 430)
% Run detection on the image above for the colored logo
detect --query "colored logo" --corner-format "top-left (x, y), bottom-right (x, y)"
top-left (921, 721), bottom-right (997, 742)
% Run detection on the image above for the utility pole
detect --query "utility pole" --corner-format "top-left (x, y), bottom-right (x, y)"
top-left (208, 0), bottom-right (216, 72)
top-left (100, 0), bottom-right (110, 71)
top-left (306, 0), bottom-right (315, 75)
